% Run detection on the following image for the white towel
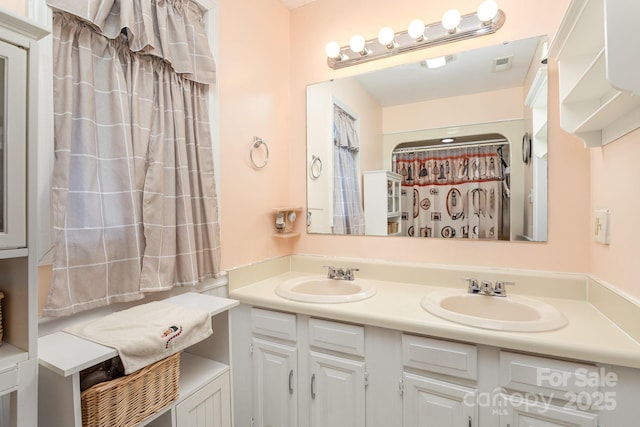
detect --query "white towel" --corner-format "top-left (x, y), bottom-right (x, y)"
top-left (65, 301), bottom-right (212, 374)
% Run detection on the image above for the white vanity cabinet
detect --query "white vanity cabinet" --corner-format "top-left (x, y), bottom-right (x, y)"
top-left (234, 308), bottom-right (367, 427)
top-left (401, 334), bottom-right (478, 427)
top-left (232, 303), bottom-right (640, 427)
top-left (250, 308), bottom-right (298, 427)
top-left (308, 318), bottom-right (366, 427)
top-left (363, 170), bottom-right (402, 236)
top-left (549, 0), bottom-right (640, 147)
top-left (38, 294), bottom-right (238, 427)
top-left (499, 396), bottom-right (598, 427)
top-left (498, 351), bottom-right (600, 427)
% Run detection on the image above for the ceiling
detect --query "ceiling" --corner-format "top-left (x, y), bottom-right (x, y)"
top-left (353, 36), bottom-right (542, 107)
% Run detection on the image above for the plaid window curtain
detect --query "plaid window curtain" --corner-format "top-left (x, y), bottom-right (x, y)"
top-left (333, 105), bottom-right (364, 235)
top-left (43, 0), bottom-right (220, 317)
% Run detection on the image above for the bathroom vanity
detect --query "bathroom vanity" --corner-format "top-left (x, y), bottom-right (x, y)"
top-left (229, 255), bottom-right (640, 427)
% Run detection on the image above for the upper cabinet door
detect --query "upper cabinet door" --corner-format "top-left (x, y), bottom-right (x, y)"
top-left (0, 39), bottom-right (26, 250)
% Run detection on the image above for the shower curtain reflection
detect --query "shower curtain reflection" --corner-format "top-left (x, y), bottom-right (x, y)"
top-left (333, 105), bottom-right (365, 235)
top-left (393, 144), bottom-right (510, 240)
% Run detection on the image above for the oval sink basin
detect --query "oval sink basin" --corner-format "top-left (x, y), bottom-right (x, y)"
top-left (421, 289), bottom-right (568, 332)
top-left (276, 275), bottom-right (376, 303)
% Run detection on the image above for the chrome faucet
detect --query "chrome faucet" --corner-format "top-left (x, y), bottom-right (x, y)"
top-left (463, 278), bottom-right (514, 297)
top-left (323, 266), bottom-right (359, 281)
top-left (480, 281), bottom-right (494, 295)
top-left (492, 281), bottom-right (515, 297)
top-left (463, 278), bottom-right (481, 294)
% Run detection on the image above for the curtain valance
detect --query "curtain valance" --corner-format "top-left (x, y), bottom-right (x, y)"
top-left (334, 106), bottom-right (360, 151)
top-left (46, 0), bottom-right (215, 84)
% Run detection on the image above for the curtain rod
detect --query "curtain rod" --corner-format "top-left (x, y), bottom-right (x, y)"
top-left (392, 139), bottom-right (506, 154)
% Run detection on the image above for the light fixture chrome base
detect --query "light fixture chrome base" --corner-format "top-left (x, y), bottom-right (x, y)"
top-left (327, 10), bottom-right (505, 69)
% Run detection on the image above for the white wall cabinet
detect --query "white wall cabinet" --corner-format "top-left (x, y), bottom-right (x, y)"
top-left (549, 0), bottom-right (640, 147)
top-left (38, 294), bottom-right (238, 427)
top-left (363, 170), bottom-right (402, 236)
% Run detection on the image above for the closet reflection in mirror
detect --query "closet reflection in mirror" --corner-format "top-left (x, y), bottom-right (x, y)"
top-left (306, 35), bottom-right (548, 242)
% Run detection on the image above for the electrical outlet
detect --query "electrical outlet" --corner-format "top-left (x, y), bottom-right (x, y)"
top-left (594, 209), bottom-right (610, 245)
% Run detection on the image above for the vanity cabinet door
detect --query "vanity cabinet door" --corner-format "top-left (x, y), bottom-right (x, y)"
top-left (402, 372), bottom-right (477, 427)
top-left (252, 337), bottom-right (298, 427)
top-left (309, 351), bottom-right (365, 427)
top-left (499, 394), bottom-right (598, 427)
top-left (175, 372), bottom-right (231, 427)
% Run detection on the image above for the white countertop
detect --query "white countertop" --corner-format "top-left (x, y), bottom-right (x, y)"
top-left (229, 271), bottom-right (640, 369)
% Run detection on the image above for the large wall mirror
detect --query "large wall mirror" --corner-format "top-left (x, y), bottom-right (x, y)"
top-left (306, 35), bottom-right (548, 242)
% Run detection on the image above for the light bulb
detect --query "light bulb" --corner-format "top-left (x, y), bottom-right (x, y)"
top-left (407, 19), bottom-right (426, 40)
top-left (325, 41), bottom-right (342, 59)
top-left (349, 35), bottom-right (366, 54)
top-left (425, 56), bottom-right (447, 69)
top-left (442, 9), bottom-right (461, 31)
top-left (477, 0), bottom-right (499, 22)
top-left (378, 26), bottom-right (395, 48)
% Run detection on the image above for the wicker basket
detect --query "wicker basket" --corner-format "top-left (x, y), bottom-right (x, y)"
top-left (81, 352), bottom-right (181, 427)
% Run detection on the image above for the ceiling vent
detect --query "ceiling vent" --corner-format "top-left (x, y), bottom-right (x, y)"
top-left (493, 55), bottom-right (513, 72)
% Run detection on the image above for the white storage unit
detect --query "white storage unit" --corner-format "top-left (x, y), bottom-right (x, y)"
top-left (549, 0), bottom-right (640, 147)
top-left (37, 294), bottom-right (238, 427)
top-left (363, 170), bottom-right (402, 236)
top-left (0, 9), bottom-right (48, 427)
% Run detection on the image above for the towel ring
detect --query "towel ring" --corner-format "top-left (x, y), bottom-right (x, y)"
top-left (250, 136), bottom-right (269, 169)
top-left (309, 155), bottom-right (322, 179)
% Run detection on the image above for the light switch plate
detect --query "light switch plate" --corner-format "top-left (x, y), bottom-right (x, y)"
top-left (594, 209), bottom-right (610, 244)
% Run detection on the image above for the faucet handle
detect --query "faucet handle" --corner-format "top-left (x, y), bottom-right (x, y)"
top-left (493, 281), bottom-right (515, 297)
top-left (462, 278), bottom-right (480, 293)
top-left (344, 268), bottom-right (359, 280)
top-left (323, 265), bottom-right (336, 278)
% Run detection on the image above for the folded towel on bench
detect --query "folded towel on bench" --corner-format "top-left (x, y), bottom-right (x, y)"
top-left (65, 300), bottom-right (212, 374)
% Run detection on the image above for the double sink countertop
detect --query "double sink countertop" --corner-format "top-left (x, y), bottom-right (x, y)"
top-left (228, 255), bottom-right (640, 370)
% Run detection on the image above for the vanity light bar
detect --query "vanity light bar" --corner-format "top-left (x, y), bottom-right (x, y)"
top-left (326, 9), bottom-right (506, 69)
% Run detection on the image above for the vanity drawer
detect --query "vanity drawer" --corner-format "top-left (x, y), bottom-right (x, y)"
top-left (0, 366), bottom-right (17, 395)
top-left (402, 334), bottom-right (477, 380)
top-left (251, 307), bottom-right (297, 342)
top-left (499, 351), bottom-right (600, 401)
top-left (308, 318), bottom-right (364, 357)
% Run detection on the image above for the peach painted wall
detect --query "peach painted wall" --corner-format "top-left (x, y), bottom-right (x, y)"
top-left (288, 0), bottom-right (593, 273)
top-left (590, 131), bottom-right (640, 298)
top-left (11, 0), bottom-right (635, 300)
top-left (383, 87), bottom-right (525, 134)
top-left (216, 0), bottom-right (294, 269)
top-left (0, 1), bottom-right (26, 16)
